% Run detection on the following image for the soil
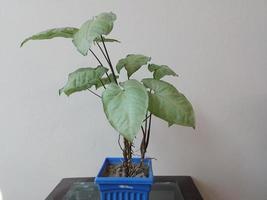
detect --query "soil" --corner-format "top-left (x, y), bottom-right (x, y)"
top-left (102, 163), bottom-right (149, 178)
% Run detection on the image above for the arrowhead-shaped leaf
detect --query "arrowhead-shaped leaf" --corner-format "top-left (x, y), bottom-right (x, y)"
top-left (73, 12), bottom-right (117, 56)
top-left (116, 54), bottom-right (151, 78)
top-left (59, 66), bottom-right (108, 96)
top-left (94, 36), bottom-right (120, 43)
top-left (148, 64), bottom-right (178, 80)
top-left (142, 78), bottom-right (195, 128)
top-left (102, 80), bottom-right (148, 142)
top-left (20, 27), bottom-right (79, 47)
top-left (21, 28), bottom-right (119, 47)
top-left (95, 74), bottom-right (119, 89)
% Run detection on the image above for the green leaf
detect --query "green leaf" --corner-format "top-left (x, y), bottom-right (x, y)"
top-left (95, 74), bottom-right (119, 89)
top-left (148, 64), bottom-right (178, 80)
top-left (102, 80), bottom-right (148, 142)
top-left (116, 54), bottom-right (151, 78)
top-left (94, 36), bottom-right (120, 43)
top-left (142, 78), bottom-right (195, 128)
top-left (20, 27), bottom-right (78, 47)
top-left (59, 66), bottom-right (108, 96)
top-left (73, 12), bottom-right (117, 56)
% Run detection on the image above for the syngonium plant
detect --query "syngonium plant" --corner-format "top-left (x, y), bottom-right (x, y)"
top-left (21, 12), bottom-right (195, 176)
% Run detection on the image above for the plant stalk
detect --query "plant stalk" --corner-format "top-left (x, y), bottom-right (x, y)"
top-left (123, 138), bottom-right (133, 177)
top-left (140, 112), bottom-right (152, 166)
top-left (98, 78), bottom-right (106, 89)
top-left (145, 114), bottom-right (152, 151)
top-left (89, 49), bottom-right (111, 83)
top-left (87, 89), bottom-right (101, 98)
top-left (97, 36), bottom-right (133, 175)
top-left (100, 36), bottom-right (118, 85)
top-left (140, 126), bottom-right (146, 164)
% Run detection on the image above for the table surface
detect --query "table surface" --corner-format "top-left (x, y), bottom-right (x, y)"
top-left (46, 176), bottom-right (203, 200)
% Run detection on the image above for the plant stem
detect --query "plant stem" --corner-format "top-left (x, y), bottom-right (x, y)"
top-left (87, 89), bottom-right (101, 98)
top-left (98, 78), bottom-right (106, 89)
top-left (89, 48), bottom-right (104, 66)
top-left (144, 90), bottom-right (152, 151)
top-left (140, 112), bottom-right (152, 165)
top-left (96, 42), bottom-right (110, 64)
top-left (142, 111), bottom-right (149, 159)
top-left (144, 112), bottom-right (148, 138)
top-left (145, 114), bottom-right (152, 151)
top-left (118, 134), bottom-right (123, 151)
top-left (89, 49), bottom-right (111, 83)
top-left (123, 138), bottom-right (133, 177)
top-left (100, 36), bottom-right (118, 85)
top-left (143, 115), bottom-right (150, 122)
top-left (97, 36), bottom-right (133, 175)
top-left (140, 125), bottom-right (146, 163)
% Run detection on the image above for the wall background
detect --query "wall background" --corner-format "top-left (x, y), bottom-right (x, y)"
top-left (1, 0), bottom-right (267, 199)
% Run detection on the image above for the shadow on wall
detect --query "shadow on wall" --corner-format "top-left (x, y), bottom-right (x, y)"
top-left (194, 178), bottom-right (219, 200)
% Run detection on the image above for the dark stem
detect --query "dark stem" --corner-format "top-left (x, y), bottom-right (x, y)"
top-left (141, 126), bottom-right (146, 135)
top-left (87, 89), bottom-right (101, 98)
top-left (96, 42), bottom-right (110, 65)
top-left (96, 36), bottom-right (134, 176)
top-left (144, 90), bottom-right (153, 151)
top-left (89, 49), bottom-right (111, 83)
top-left (118, 134), bottom-right (123, 152)
top-left (100, 36), bottom-right (118, 85)
top-left (123, 138), bottom-right (133, 177)
top-left (143, 115), bottom-right (151, 122)
top-left (89, 48), bottom-right (104, 66)
top-left (98, 78), bottom-right (106, 89)
top-left (145, 114), bottom-right (152, 151)
top-left (144, 112), bottom-right (149, 139)
top-left (140, 125), bottom-right (146, 162)
top-left (139, 112), bottom-right (152, 166)
top-left (142, 111), bottom-right (149, 160)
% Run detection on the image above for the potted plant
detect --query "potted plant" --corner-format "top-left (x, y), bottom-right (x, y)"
top-left (21, 12), bottom-right (195, 200)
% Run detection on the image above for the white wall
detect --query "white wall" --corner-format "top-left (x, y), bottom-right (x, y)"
top-left (1, 0), bottom-right (267, 199)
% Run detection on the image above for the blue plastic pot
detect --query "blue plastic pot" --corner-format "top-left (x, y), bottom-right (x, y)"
top-left (95, 157), bottom-right (153, 200)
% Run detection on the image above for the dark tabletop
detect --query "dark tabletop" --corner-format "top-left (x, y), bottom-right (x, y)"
top-left (46, 176), bottom-right (203, 200)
